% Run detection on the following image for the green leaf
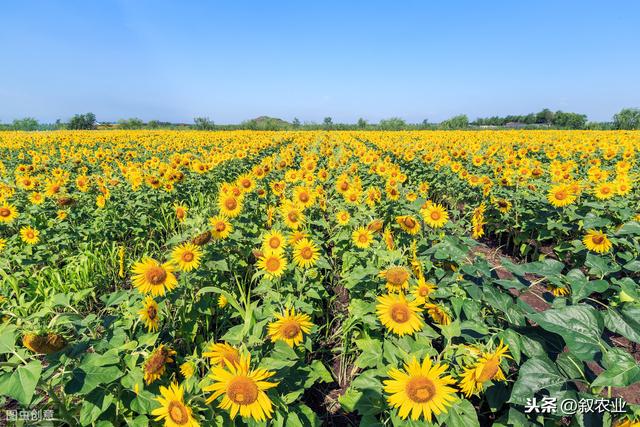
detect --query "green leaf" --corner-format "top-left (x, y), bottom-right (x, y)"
top-left (615, 221), bottom-right (640, 236)
top-left (444, 399), bottom-right (480, 427)
top-left (355, 337), bottom-right (383, 369)
top-left (604, 308), bottom-right (640, 344)
top-left (0, 360), bottom-right (42, 405)
top-left (585, 253), bottom-right (621, 276)
top-left (80, 390), bottom-right (114, 426)
top-left (65, 365), bottom-right (123, 395)
top-left (0, 324), bottom-right (17, 354)
top-left (509, 356), bottom-right (566, 404)
top-left (528, 305), bottom-right (603, 361)
top-left (592, 348), bottom-right (640, 387)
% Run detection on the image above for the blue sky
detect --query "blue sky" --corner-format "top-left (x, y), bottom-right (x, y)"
top-left (1, 0), bottom-right (639, 123)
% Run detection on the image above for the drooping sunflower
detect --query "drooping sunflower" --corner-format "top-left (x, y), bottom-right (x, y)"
top-left (203, 342), bottom-right (241, 368)
top-left (0, 203), bottom-right (19, 223)
top-left (257, 252), bottom-right (288, 279)
top-left (352, 227), bottom-right (374, 249)
top-left (583, 229), bottom-right (612, 254)
top-left (261, 230), bottom-right (287, 254)
top-left (139, 296), bottom-right (160, 332)
top-left (268, 308), bottom-right (314, 347)
top-left (174, 203), bottom-right (188, 223)
top-left (218, 294), bottom-right (228, 308)
top-left (459, 341), bottom-right (511, 397)
top-left (376, 293), bottom-right (424, 336)
top-left (547, 184), bottom-right (576, 207)
top-left (131, 258), bottom-right (178, 296)
top-left (180, 362), bottom-right (195, 380)
top-left (546, 284), bottom-right (570, 297)
top-left (209, 215), bottom-right (233, 240)
top-left (421, 203), bottom-right (449, 229)
top-left (425, 302), bottom-right (451, 325)
top-left (20, 226), bottom-right (40, 245)
top-left (203, 353), bottom-right (278, 422)
top-left (171, 243), bottom-right (203, 272)
top-left (218, 194), bottom-right (243, 218)
top-left (396, 215), bottom-right (421, 235)
top-left (292, 238), bottom-right (320, 269)
top-left (22, 332), bottom-right (66, 354)
top-left (144, 345), bottom-right (176, 384)
top-left (383, 227), bottom-right (394, 250)
top-left (379, 266), bottom-right (411, 293)
top-left (151, 382), bottom-right (200, 427)
top-left (0, 238), bottom-right (6, 252)
top-left (384, 357), bottom-right (457, 421)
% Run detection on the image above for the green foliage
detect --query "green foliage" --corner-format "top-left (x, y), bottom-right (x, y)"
top-left (440, 114), bottom-right (469, 129)
top-left (193, 116), bottom-right (215, 130)
top-left (614, 108), bottom-right (640, 130)
top-left (12, 117), bottom-right (40, 131)
top-left (68, 113), bottom-right (97, 130)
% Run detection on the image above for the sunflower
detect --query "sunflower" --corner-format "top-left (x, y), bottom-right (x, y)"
top-left (546, 285), bottom-right (570, 297)
top-left (396, 215), bottom-right (421, 235)
top-left (352, 227), bottom-right (374, 249)
top-left (376, 293), bottom-right (424, 336)
top-left (174, 203), bottom-right (188, 223)
top-left (292, 238), bottom-right (320, 268)
top-left (131, 258), bottom-right (178, 296)
top-left (425, 302), bottom-right (451, 325)
top-left (384, 357), bottom-right (457, 421)
top-left (412, 277), bottom-right (436, 305)
top-left (261, 230), bottom-right (287, 253)
top-left (268, 308), bottom-right (314, 347)
top-left (218, 294), bottom-right (228, 308)
top-left (293, 186), bottom-right (315, 208)
top-left (547, 184), bottom-right (576, 207)
top-left (281, 202), bottom-right (305, 230)
top-left (20, 226), bottom-right (40, 245)
top-left (0, 203), bottom-right (19, 223)
top-left (22, 332), bottom-right (66, 354)
top-left (0, 238), bottom-right (6, 252)
top-left (594, 181), bottom-right (616, 200)
top-left (139, 296), bottom-right (160, 332)
top-left (583, 229), bottom-right (612, 254)
top-left (180, 362), bottom-right (195, 380)
top-left (257, 252), bottom-right (288, 278)
top-left (203, 342), bottom-right (241, 368)
top-left (494, 198), bottom-right (512, 213)
top-left (218, 194), bottom-right (243, 218)
top-left (209, 215), bottom-right (233, 240)
top-left (383, 227), bottom-right (394, 250)
top-left (171, 243), bottom-right (202, 272)
top-left (421, 203), bottom-right (448, 228)
top-left (237, 174), bottom-right (255, 193)
top-left (379, 266), bottom-right (411, 293)
top-left (336, 210), bottom-right (351, 226)
top-left (29, 192), bottom-right (45, 205)
top-left (144, 345), bottom-right (176, 384)
top-left (203, 353), bottom-right (278, 422)
top-left (459, 341), bottom-right (510, 397)
top-left (151, 382), bottom-right (200, 427)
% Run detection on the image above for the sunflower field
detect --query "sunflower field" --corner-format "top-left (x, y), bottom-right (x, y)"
top-left (1, 130), bottom-right (639, 427)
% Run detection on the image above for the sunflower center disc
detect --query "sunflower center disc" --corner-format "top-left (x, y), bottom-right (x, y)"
top-left (300, 247), bottom-right (313, 259)
top-left (0, 208), bottom-right (10, 217)
top-left (225, 198), bottom-right (237, 210)
top-left (282, 321), bottom-right (301, 338)
top-left (477, 357), bottom-right (500, 382)
top-left (228, 377), bottom-right (259, 404)
top-left (269, 237), bottom-right (281, 249)
top-left (592, 235), bottom-right (605, 244)
top-left (266, 257), bottom-right (281, 272)
top-left (182, 252), bottom-right (194, 262)
top-left (406, 376), bottom-right (435, 403)
top-left (146, 266), bottom-right (167, 285)
top-left (430, 211), bottom-right (441, 220)
top-left (147, 306), bottom-right (157, 320)
top-left (390, 304), bottom-right (410, 323)
top-left (168, 401), bottom-right (188, 425)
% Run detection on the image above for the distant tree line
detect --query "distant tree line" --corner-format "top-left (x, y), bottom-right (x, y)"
top-left (2, 108), bottom-right (639, 131)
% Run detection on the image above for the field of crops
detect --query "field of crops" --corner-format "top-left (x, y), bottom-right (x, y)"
top-left (1, 130), bottom-right (639, 426)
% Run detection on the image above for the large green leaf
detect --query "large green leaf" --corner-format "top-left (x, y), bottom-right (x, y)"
top-left (0, 324), bottom-right (17, 354)
top-left (509, 356), bottom-right (566, 405)
top-left (355, 337), bottom-right (383, 369)
top-left (443, 399), bottom-right (480, 427)
top-left (0, 360), bottom-right (42, 405)
top-left (65, 365), bottom-right (123, 395)
top-left (592, 348), bottom-right (640, 388)
top-left (604, 308), bottom-right (640, 344)
top-left (528, 305), bottom-right (603, 361)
